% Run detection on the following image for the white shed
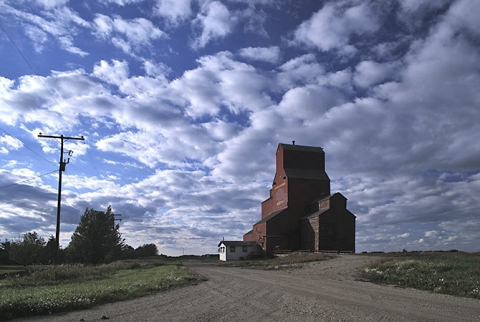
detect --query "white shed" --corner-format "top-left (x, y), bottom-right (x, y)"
top-left (218, 241), bottom-right (260, 261)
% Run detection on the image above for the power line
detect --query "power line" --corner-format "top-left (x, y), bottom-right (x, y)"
top-left (0, 22), bottom-right (102, 179)
top-left (0, 22), bottom-right (75, 125)
top-left (0, 125), bottom-right (57, 166)
top-left (0, 169), bottom-right (58, 189)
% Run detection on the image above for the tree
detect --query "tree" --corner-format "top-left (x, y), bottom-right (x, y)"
top-left (44, 235), bottom-right (60, 264)
top-left (135, 244), bottom-right (158, 257)
top-left (0, 239), bottom-right (12, 264)
top-left (120, 244), bottom-right (136, 259)
top-left (9, 232), bottom-right (46, 266)
top-left (66, 206), bottom-right (124, 264)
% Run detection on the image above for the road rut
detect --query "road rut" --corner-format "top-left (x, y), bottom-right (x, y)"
top-left (15, 255), bottom-right (480, 321)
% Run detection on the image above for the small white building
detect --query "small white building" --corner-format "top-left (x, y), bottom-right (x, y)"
top-left (218, 241), bottom-right (261, 261)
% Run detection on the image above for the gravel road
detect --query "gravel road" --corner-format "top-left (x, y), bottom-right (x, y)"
top-left (15, 255), bottom-right (480, 322)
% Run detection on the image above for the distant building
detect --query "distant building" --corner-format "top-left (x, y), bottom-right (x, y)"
top-left (243, 142), bottom-right (356, 255)
top-left (218, 241), bottom-right (261, 261)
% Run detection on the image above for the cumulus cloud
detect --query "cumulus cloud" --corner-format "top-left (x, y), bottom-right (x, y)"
top-left (353, 60), bottom-right (399, 88)
top-left (293, 1), bottom-right (380, 53)
top-left (2, 4), bottom-right (89, 55)
top-left (32, 0), bottom-right (69, 9)
top-left (142, 60), bottom-right (171, 77)
top-left (238, 46), bottom-right (281, 63)
top-left (1, 0), bottom-right (479, 255)
top-left (154, 0), bottom-right (193, 25)
top-left (0, 135), bottom-right (23, 152)
top-left (399, 0), bottom-right (452, 14)
top-left (171, 51), bottom-right (272, 118)
top-left (93, 60), bottom-right (130, 87)
top-left (425, 230), bottom-right (439, 237)
top-left (100, 0), bottom-right (144, 5)
top-left (93, 14), bottom-right (167, 55)
top-left (192, 1), bottom-right (233, 48)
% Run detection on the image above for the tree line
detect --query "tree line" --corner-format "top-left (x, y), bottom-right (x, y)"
top-left (0, 206), bottom-right (158, 265)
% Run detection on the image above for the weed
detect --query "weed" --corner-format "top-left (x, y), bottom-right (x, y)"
top-left (362, 252), bottom-right (480, 299)
top-left (0, 258), bottom-right (206, 320)
top-left (219, 252), bottom-right (335, 270)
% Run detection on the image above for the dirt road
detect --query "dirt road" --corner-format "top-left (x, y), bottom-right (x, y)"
top-left (16, 255), bottom-right (480, 321)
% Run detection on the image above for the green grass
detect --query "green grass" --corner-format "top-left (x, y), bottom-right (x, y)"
top-left (361, 251), bottom-right (480, 299)
top-left (0, 265), bottom-right (30, 274)
top-left (218, 251), bottom-right (336, 270)
top-left (0, 258), bottom-right (206, 320)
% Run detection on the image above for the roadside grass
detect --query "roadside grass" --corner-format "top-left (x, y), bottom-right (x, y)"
top-left (361, 251), bottom-right (480, 299)
top-left (0, 265), bottom-right (31, 275)
top-left (219, 252), bottom-right (336, 270)
top-left (0, 258), bottom-right (206, 321)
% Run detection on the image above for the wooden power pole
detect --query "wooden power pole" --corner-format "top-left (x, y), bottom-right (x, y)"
top-left (38, 133), bottom-right (84, 263)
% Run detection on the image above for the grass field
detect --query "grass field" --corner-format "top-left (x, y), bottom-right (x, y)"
top-left (361, 251), bottom-right (480, 299)
top-left (0, 257), bottom-right (206, 321)
top-left (218, 251), bottom-right (336, 269)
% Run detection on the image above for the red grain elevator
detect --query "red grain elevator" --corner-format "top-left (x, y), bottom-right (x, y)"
top-left (244, 142), bottom-right (355, 255)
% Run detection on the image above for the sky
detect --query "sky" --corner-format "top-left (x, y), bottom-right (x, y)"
top-left (0, 0), bottom-right (479, 256)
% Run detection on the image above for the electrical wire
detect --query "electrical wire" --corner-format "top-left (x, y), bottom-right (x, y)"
top-left (0, 169), bottom-right (57, 189)
top-left (0, 21), bottom-right (102, 182)
top-left (0, 125), bottom-right (57, 166)
top-left (0, 21), bottom-right (75, 126)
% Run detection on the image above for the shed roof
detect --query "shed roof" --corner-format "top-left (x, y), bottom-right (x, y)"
top-left (284, 168), bottom-right (330, 180)
top-left (301, 207), bottom-right (330, 220)
top-left (302, 207), bottom-right (356, 220)
top-left (253, 208), bottom-right (286, 225)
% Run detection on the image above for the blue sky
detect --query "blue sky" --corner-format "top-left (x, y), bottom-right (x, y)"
top-left (1, 0), bottom-right (479, 256)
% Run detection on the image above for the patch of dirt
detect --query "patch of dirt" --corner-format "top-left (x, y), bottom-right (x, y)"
top-left (14, 255), bottom-right (480, 321)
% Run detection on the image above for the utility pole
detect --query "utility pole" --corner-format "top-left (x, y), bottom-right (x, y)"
top-left (38, 133), bottom-right (85, 263)
top-left (114, 214), bottom-right (122, 228)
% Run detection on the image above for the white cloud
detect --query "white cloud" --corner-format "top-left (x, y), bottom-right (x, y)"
top-left (445, 236), bottom-right (457, 242)
top-left (93, 60), bottom-right (130, 87)
top-left (92, 14), bottom-right (113, 38)
top-left (93, 14), bottom-right (167, 55)
top-left (276, 85), bottom-right (345, 120)
top-left (399, 0), bottom-right (451, 13)
top-left (192, 1), bottom-right (233, 49)
top-left (24, 25), bottom-right (49, 53)
top-left (448, 0), bottom-right (480, 37)
top-left (425, 230), bottom-right (439, 237)
top-left (172, 52), bottom-right (272, 118)
top-left (142, 60), bottom-right (171, 77)
top-left (276, 54), bottom-right (325, 89)
top-left (0, 135), bottom-right (23, 151)
top-left (1, 0), bottom-right (480, 255)
top-left (354, 60), bottom-right (399, 88)
top-left (58, 35), bottom-right (88, 56)
top-left (202, 118), bottom-right (242, 141)
top-left (99, 0), bottom-right (144, 5)
top-left (34, 0), bottom-right (69, 9)
top-left (238, 46), bottom-right (281, 63)
top-left (227, 0), bottom-right (276, 4)
top-left (154, 0), bottom-right (193, 25)
top-left (293, 1), bottom-right (380, 52)
top-left (3, 4), bottom-right (89, 56)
